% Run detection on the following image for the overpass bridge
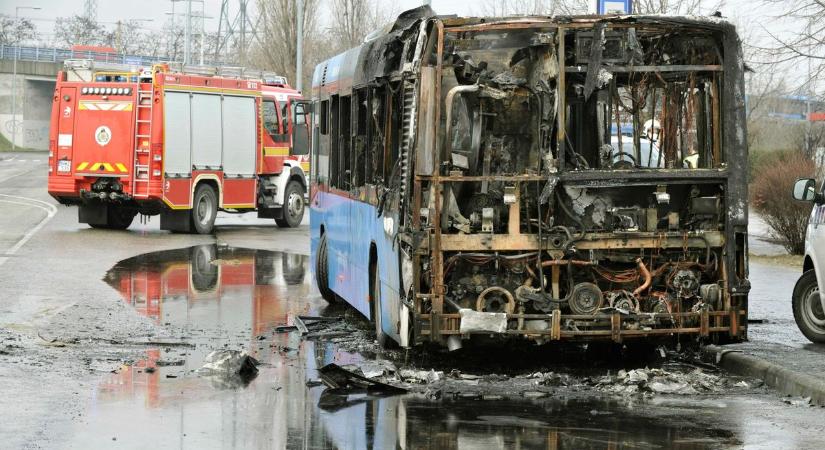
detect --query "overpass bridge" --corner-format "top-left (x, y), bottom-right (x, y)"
top-left (0, 45), bottom-right (228, 151)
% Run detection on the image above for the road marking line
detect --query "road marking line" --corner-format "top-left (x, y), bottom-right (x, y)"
top-left (0, 165), bottom-right (44, 185)
top-left (0, 194), bottom-right (57, 267)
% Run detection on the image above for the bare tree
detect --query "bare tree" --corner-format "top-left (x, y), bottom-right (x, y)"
top-left (760, 1), bottom-right (825, 90)
top-left (0, 15), bottom-right (38, 46)
top-left (255, 0), bottom-right (321, 88)
top-left (328, 0), bottom-right (395, 51)
top-left (633, 0), bottom-right (725, 14)
top-left (479, 0), bottom-right (589, 16)
top-left (113, 20), bottom-right (159, 55)
top-left (53, 15), bottom-right (114, 48)
top-left (478, 0), bottom-right (722, 16)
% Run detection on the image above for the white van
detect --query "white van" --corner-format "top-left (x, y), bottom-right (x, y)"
top-left (790, 177), bottom-right (825, 342)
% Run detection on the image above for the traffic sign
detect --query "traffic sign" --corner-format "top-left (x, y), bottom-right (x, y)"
top-left (597, 0), bottom-right (633, 14)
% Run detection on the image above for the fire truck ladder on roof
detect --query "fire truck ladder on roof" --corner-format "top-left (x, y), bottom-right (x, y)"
top-left (132, 85), bottom-right (154, 199)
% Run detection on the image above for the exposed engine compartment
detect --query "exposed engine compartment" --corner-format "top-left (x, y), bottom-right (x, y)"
top-left (404, 17), bottom-right (749, 341)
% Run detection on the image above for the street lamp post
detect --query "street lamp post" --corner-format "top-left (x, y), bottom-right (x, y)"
top-left (296, 0), bottom-right (303, 92)
top-left (11, 6), bottom-right (41, 152)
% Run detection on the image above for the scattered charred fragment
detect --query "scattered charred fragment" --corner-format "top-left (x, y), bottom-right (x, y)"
top-left (311, 7), bottom-right (749, 348)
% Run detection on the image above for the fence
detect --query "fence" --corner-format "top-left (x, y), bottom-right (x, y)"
top-left (0, 44), bottom-right (225, 68)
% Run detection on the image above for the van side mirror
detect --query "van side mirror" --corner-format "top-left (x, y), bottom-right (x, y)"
top-left (792, 178), bottom-right (818, 202)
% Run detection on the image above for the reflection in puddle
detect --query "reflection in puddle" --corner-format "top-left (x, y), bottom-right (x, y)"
top-left (67, 245), bottom-right (744, 448)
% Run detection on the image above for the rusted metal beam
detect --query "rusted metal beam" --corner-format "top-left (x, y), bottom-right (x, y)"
top-left (611, 313), bottom-right (622, 342)
top-left (700, 309), bottom-right (710, 336)
top-left (711, 74), bottom-right (722, 167)
top-left (436, 174), bottom-right (546, 182)
top-left (508, 187), bottom-right (521, 235)
top-left (730, 307), bottom-right (739, 337)
top-left (550, 310), bottom-right (561, 340)
top-left (437, 232), bottom-right (724, 251)
top-left (429, 20), bottom-right (445, 344)
top-left (557, 26), bottom-right (566, 170)
top-left (565, 65), bottom-right (723, 73)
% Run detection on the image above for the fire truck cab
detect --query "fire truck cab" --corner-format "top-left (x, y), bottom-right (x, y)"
top-left (47, 60), bottom-right (310, 234)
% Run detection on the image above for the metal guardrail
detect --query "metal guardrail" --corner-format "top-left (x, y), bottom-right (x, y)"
top-left (0, 44), bottom-right (225, 68)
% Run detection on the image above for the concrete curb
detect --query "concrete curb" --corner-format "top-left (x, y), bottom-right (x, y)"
top-left (702, 345), bottom-right (825, 406)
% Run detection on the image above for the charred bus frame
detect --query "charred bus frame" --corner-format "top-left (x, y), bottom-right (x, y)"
top-left (310, 8), bottom-right (749, 348)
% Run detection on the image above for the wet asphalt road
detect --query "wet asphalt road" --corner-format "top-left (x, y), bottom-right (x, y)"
top-left (1, 152), bottom-right (825, 449)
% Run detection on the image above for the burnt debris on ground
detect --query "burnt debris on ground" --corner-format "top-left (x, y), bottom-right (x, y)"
top-left (283, 309), bottom-right (765, 402)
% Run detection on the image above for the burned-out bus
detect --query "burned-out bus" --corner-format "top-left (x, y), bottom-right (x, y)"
top-left (309, 7), bottom-right (749, 349)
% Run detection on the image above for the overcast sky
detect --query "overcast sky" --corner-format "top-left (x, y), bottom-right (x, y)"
top-left (0, 0), bottom-right (795, 40)
top-left (0, 0), bottom-right (805, 85)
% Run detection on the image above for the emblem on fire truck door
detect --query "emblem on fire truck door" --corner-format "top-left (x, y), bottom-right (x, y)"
top-left (94, 126), bottom-right (111, 147)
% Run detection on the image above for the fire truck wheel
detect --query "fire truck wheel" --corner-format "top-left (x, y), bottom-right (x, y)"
top-left (107, 207), bottom-right (137, 230)
top-left (191, 184), bottom-right (218, 234)
top-left (275, 180), bottom-right (305, 228)
top-left (315, 234), bottom-right (338, 303)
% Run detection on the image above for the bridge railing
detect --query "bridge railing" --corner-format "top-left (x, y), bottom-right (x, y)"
top-left (0, 44), bottom-right (226, 68)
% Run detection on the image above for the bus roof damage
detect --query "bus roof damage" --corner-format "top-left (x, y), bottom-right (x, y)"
top-left (313, 7), bottom-right (749, 348)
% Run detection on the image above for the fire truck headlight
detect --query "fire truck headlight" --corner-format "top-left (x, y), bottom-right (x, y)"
top-left (106, 88), bottom-right (113, 95)
top-left (93, 88), bottom-right (99, 94)
top-left (124, 88), bottom-right (131, 95)
top-left (81, 88), bottom-right (87, 94)
top-left (116, 88), bottom-right (123, 95)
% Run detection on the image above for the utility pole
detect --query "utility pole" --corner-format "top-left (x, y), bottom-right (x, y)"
top-left (806, 10), bottom-right (813, 157)
top-left (296, 0), bottom-right (303, 92)
top-left (116, 20), bottom-right (122, 53)
top-left (185, 0), bottom-right (192, 65)
top-left (11, 6), bottom-right (41, 152)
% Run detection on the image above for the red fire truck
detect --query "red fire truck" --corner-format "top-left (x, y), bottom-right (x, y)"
top-left (47, 60), bottom-right (310, 233)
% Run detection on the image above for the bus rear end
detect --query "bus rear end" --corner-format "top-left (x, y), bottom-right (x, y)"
top-left (311, 10), bottom-right (750, 350)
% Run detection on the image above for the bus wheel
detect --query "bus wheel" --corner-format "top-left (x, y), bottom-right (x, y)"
top-left (371, 261), bottom-right (393, 348)
top-left (793, 270), bottom-right (825, 343)
top-left (316, 234), bottom-right (337, 303)
top-left (107, 207), bottom-right (136, 230)
top-left (191, 184), bottom-right (217, 234)
top-left (275, 180), bottom-right (304, 228)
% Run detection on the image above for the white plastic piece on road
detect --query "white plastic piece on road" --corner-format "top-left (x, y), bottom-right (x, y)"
top-left (459, 308), bottom-right (507, 334)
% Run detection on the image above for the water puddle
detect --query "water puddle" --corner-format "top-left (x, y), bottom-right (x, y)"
top-left (64, 245), bottom-right (755, 448)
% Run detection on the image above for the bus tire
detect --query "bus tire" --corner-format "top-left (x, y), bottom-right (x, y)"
top-left (316, 234), bottom-right (337, 303)
top-left (792, 270), bottom-right (825, 343)
top-left (275, 180), bottom-right (304, 228)
top-left (190, 183), bottom-right (217, 234)
top-left (371, 261), bottom-right (394, 348)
